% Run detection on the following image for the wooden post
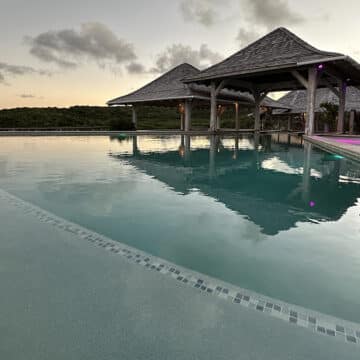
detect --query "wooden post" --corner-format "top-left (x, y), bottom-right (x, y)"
top-left (305, 67), bottom-right (318, 135)
top-left (235, 102), bottom-right (239, 131)
top-left (178, 103), bottom-right (185, 131)
top-left (349, 110), bottom-right (355, 135)
top-left (184, 99), bottom-right (192, 131)
top-left (337, 80), bottom-right (346, 134)
top-left (287, 115), bottom-right (292, 132)
top-left (210, 82), bottom-right (217, 132)
top-left (132, 106), bottom-right (137, 129)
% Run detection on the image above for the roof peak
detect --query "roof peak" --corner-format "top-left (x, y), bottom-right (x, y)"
top-left (185, 27), bottom-right (344, 83)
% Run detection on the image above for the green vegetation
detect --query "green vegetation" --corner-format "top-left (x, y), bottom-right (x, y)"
top-left (0, 105), bottom-right (276, 130)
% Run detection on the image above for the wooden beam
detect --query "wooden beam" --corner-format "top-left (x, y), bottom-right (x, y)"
top-left (225, 79), bottom-right (254, 92)
top-left (322, 78), bottom-right (340, 97)
top-left (184, 99), bottom-right (192, 131)
top-left (215, 80), bottom-right (227, 96)
top-left (291, 70), bottom-right (308, 89)
top-left (324, 65), bottom-right (344, 82)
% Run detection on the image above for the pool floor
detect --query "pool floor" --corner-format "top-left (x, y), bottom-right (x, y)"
top-left (0, 192), bottom-right (359, 359)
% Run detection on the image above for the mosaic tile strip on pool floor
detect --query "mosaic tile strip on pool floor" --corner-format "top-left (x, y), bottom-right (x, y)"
top-left (1, 188), bottom-right (359, 346)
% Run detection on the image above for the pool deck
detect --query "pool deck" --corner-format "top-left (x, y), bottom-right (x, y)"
top-left (0, 189), bottom-right (359, 359)
top-left (304, 135), bottom-right (360, 162)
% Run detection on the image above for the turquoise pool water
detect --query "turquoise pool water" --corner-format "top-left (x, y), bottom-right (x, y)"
top-left (0, 134), bottom-right (359, 323)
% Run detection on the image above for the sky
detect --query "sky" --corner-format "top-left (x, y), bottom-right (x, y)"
top-left (1, 0), bottom-right (360, 109)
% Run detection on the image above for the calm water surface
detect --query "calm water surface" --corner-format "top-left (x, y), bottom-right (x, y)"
top-left (0, 134), bottom-right (359, 323)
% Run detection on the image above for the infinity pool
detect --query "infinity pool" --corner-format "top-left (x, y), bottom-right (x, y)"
top-left (0, 134), bottom-right (359, 323)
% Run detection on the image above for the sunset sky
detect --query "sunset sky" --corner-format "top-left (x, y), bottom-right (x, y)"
top-left (1, 0), bottom-right (360, 109)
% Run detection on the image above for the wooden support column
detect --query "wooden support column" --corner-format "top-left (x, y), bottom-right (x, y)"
top-left (178, 103), bottom-right (185, 131)
top-left (349, 110), bottom-right (355, 135)
top-left (305, 67), bottom-right (318, 135)
top-left (253, 90), bottom-right (267, 132)
top-left (132, 106), bottom-right (138, 129)
top-left (235, 102), bottom-right (240, 131)
top-left (337, 80), bottom-right (346, 134)
top-left (184, 99), bottom-right (192, 131)
top-left (210, 82), bottom-right (217, 131)
top-left (254, 94), bottom-right (261, 132)
top-left (210, 81), bottom-right (226, 132)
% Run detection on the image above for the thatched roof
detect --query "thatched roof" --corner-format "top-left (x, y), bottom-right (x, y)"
top-left (184, 28), bottom-right (360, 91)
top-left (107, 63), bottom-right (287, 109)
top-left (277, 86), bottom-right (360, 114)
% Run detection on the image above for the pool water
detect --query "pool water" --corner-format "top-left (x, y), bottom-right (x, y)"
top-left (0, 134), bottom-right (359, 323)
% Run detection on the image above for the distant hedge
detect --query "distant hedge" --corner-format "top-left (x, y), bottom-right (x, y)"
top-left (0, 105), bottom-right (265, 130)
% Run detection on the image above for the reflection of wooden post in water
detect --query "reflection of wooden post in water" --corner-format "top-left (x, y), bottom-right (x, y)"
top-left (302, 142), bottom-right (312, 202)
top-left (233, 136), bottom-right (239, 159)
top-left (184, 135), bottom-right (191, 161)
top-left (132, 136), bottom-right (138, 155)
top-left (254, 133), bottom-right (260, 149)
top-left (209, 135), bottom-right (217, 178)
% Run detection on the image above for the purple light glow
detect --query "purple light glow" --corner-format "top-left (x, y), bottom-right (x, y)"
top-left (309, 201), bottom-right (316, 208)
top-left (317, 64), bottom-right (324, 70)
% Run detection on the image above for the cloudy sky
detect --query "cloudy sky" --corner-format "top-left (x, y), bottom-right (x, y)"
top-left (1, 0), bottom-right (360, 109)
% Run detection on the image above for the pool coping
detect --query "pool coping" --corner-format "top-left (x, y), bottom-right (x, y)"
top-left (304, 135), bottom-right (360, 162)
top-left (0, 130), bottom-right (291, 137)
top-left (1, 188), bottom-right (359, 346)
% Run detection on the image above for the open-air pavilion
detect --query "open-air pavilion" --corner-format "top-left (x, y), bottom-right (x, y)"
top-left (184, 27), bottom-right (360, 135)
top-left (276, 86), bottom-right (360, 134)
top-left (107, 63), bottom-right (287, 131)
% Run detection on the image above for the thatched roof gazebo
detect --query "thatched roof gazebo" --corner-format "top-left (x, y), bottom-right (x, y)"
top-left (107, 63), bottom-right (286, 131)
top-left (184, 27), bottom-right (360, 135)
top-left (277, 87), bottom-right (360, 134)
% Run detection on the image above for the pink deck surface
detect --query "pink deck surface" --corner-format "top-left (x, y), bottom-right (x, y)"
top-left (328, 137), bottom-right (360, 146)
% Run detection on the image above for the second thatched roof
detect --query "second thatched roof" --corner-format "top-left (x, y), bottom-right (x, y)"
top-left (277, 86), bottom-right (360, 113)
top-left (107, 63), bottom-right (288, 109)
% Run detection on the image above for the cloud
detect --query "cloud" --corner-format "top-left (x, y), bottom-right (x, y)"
top-left (19, 94), bottom-right (36, 98)
top-left (151, 43), bottom-right (223, 73)
top-left (244, 0), bottom-right (304, 30)
top-left (126, 62), bottom-right (146, 74)
top-left (25, 22), bottom-right (137, 70)
top-left (236, 28), bottom-right (261, 47)
top-left (0, 62), bottom-right (51, 85)
top-left (179, 0), bottom-right (218, 27)
top-left (235, 0), bottom-right (304, 47)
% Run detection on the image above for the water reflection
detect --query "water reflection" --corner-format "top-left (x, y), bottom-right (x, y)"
top-left (110, 134), bottom-right (360, 236)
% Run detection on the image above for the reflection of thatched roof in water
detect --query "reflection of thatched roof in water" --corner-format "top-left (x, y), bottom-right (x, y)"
top-left (107, 63), bottom-right (287, 108)
top-left (110, 145), bottom-right (360, 235)
top-left (277, 86), bottom-right (360, 114)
